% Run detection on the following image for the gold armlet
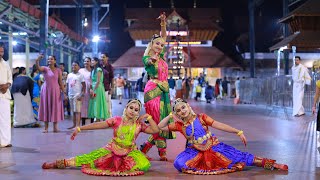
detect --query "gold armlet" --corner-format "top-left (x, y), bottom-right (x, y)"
top-left (147, 115), bottom-right (152, 121)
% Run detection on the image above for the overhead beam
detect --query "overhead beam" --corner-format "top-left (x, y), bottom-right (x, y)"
top-left (0, 5), bottom-right (12, 19)
top-left (288, 0), bottom-right (302, 7)
top-left (60, 36), bottom-right (69, 45)
top-left (92, 0), bottom-right (100, 6)
top-left (77, 43), bottom-right (84, 51)
top-left (61, 43), bottom-right (80, 52)
top-left (0, 19), bottom-right (79, 52)
top-left (0, 19), bottom-right (37, 36)
top-left (98, 7), bottom-right (109, 25)
top-left (34, 4), bottom-right (109, 8)
top-left (73, 0), bottom-right (79, 5)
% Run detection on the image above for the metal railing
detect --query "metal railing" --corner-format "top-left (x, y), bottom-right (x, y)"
top-left (239, 75), bottom-right (316, 112)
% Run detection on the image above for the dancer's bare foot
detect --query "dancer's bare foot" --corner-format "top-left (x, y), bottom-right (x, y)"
top-left (273, 163), bottom-right (288, 171)
top-left (160, 156), bottom-right (168, 161)
top-left (53, 129), bottom-right (60, 133)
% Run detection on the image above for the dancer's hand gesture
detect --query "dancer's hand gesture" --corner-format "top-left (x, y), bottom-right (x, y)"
top-left (149, 54), bottom-right (158, 64)
top-left (138, 114), bottom-right (150, 123)
top-left (239, 134), bottom-right (247, 147)
top-left (171, 113), bottom-right (180, 122)
top-left (70, 128), bottom-right (80, 140)
top-left (158, 12), bottom-right (166, 21)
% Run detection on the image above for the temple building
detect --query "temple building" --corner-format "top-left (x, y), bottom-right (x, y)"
top-left (112, 8), bottom-right (240, 83)
top-left (270, 0), bottom-right (320, 73)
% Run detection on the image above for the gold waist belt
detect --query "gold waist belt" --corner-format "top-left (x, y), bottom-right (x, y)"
top-left (188, 131), bottom-right (212, 144)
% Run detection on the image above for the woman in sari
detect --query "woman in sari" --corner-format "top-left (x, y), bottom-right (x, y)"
top-left (158, 98), bottom-right (288, 175)
top-left (140, 13), bottom-right (175, 161)
top-left (42, 99), bottom-right (159, 176)
top-left (30, 64), bottom-right (41, 121)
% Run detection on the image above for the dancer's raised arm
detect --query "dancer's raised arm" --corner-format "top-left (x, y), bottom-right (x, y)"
top-left (158, 113), bottom-right (175, 131)
top-left (139, 114), bottom-right (159, 134)
top-left (159, 12), bottom-right (167, 41)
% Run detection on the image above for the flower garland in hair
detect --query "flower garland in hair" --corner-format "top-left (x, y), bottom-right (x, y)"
top-left (172, 98), bottom-right (196, 120)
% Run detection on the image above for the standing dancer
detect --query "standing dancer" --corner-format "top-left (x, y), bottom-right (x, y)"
top-left (140, 12), bottom-right (175, 161)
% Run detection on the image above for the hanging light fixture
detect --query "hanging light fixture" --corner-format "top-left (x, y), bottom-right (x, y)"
top-left (83, 18), bottom-right (88, 27)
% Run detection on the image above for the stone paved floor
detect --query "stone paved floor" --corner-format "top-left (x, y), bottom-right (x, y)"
top-left (0, 99), bottom-right (319, 180)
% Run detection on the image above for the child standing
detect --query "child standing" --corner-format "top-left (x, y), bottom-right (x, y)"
top-left (195, 84), bottom-right (202, 101)
top-left (66, 62), bottom-right (86, 129)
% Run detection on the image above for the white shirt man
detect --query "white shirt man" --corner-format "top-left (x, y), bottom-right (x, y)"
top-left (292, 56), bottom-right (311, 117)
top-left (0, 46), bottom-right (13, 148)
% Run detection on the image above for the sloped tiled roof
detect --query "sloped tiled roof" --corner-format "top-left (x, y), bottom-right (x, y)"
top-left (125, 8), bottom-right (223, 41)
top-left (112, 47), bottom-right (240, 68)
top-left (280, 0), bottom-right (320, 23)
top-left (269, 30), bottom-right (320, 51)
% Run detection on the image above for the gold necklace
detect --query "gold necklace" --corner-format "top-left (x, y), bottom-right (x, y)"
top-left (183, 114), bottom-right (195, 139)
top-left (184, 121), bottom-right (194, 139)
top-left (118, 116), bottom-right (135, 140)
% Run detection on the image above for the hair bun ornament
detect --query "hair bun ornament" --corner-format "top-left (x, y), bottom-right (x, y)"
top-left (126, 98), bottom-right (142, 110)
top-left (152, 34), bottom-right (161, 41)
top-left (173, 98), bottom-right (187, 112)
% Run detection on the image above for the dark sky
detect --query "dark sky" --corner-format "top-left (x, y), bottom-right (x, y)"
top-left (106, 0), bottom-right (285, 60)
top-left (11, 0), bottom-right (308, 60)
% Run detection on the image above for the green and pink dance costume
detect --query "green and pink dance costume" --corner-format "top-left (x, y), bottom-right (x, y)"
top-left (140, 51), bottom-right (175, 160)
top-left (42, 116), bottom-right (151, 176)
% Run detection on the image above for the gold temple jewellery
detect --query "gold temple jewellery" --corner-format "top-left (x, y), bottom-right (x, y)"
top-left (237, 130), bottom-right (243, 136)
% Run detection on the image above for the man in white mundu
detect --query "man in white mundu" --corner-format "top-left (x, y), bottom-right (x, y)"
top-left (292, 56), bottom-right (311, 117)
top-left (0, 46), bottom-right (13, 148)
